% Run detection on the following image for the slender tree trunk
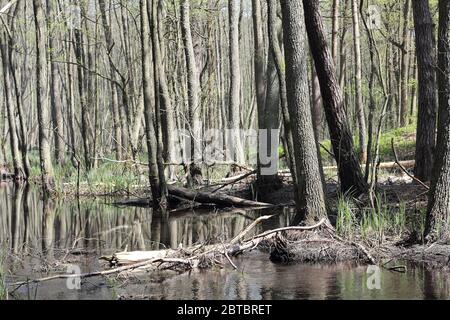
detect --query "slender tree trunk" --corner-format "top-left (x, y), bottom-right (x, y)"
top-left (47, 0), bottom-right (65, 166)
top-left (154, 0), bottom-right (175, 180)
top-left (412, 0), bottom-right (437, 182)
top-left (351, 0), bottom-right (367, 162)
top-left (98, 0), bottom-right (123, 161)
top-left (399, 0), bottom-right (412, 127)
top-left (0, 32), bottom-right (23, 178)
top-left (331, 0), bottom-right (340, 64)
top-left (150, 0), bottom-right (168, 208)
top-left (33, 0), bottom-right (55, 192)
top-left (180, 0), bottom-right (202, 185)
top-left (253, 0), bottom-right (280, 191)
top-left (280, 0), bottom-right (328, 225)
top-left (425, 0), bottom-right (450, 242)
top-left (303, 0), bottom-right (368, 195)
top-left (311, 60), bottom-right (323, 140)
top-left (140, 0), bottom-right (163, 205)
top-left (267, 0), bottom-right (297, 186)
top-left (228, 0), bottom-right (245, 165)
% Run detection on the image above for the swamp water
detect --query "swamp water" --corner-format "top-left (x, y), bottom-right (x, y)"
top-left (0, 183), bottom-right (449, 300)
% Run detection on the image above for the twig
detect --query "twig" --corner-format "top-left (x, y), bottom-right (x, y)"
top-left (9, 258), bottom-right (161, 288)
top-left (391, 138), bottom-right (429, 190)
top-left (211, 170), bottom-right (257, 193)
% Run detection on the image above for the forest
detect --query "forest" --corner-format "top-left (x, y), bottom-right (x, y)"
top-left (1, 0), bottom-right (450, 301)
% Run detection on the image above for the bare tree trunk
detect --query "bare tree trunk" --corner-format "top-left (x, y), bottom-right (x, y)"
top-left (98, 0), bottom-right (123, 161)
top-left (399, 0), bottom-right (412, 127)
top-left (253, 0), bottom-right (281, 192)
top-left (331, 0), bottom-right (340, 64)
top-left (311, 61), bottom-right (323, 140)
top-left (267, 0), bottom-right (297, 187)
top-left (180, 0), bottom-right (202, 186)
top-left (413, 0), bottom-right (438, 182)
top-left (154, 0), bottom-right (175, 180)
top-left (140, 0), bottom-right (164, 205)
top-left (47, 0), bottom-right (65, 166)
top-left (33, 0), bottom-right (55, 192)
top-left (425, 0), bottom-right (450, 242)
top-left (351, 0), bottom-right (367, 163)
top-left (0, 32), bottom-right (23, 178)
top-left (280, 0), bottom-right (329, 225)
top-left (228, 0), bottom-right (245, 165)
top-left (150, 0), bottom-right (168, 208)
top-left (303, 0), bottom-right (368, 195)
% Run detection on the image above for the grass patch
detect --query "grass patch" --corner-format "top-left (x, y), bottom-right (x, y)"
top-left (336, 193), bottom-right (417, 243)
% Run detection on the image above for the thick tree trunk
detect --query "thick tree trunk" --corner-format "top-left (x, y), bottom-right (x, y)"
top-left (412, 0), bottom-right (437, 182)
top-left (33, 0), bottom-right (55, 192)
top-left (303, 0), bottom-right (368, 195)
top-left (425, 0), bottom-right (450, 242)
top-left (280, 0), bottom-right (329, 225)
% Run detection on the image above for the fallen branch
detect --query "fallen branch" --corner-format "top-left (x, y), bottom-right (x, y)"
top-left (9, 258), bottom-right (161, 288)
top-left (227, 218), bottom-right (328, 256)
top-left (391, 139), bottom-right (429, 190)
top-left (323, 160), bottom-right (415, 171)
top-left (212, 170), bottom-right (257, 193)
top-left (229, 215), bottom-right (274, 245)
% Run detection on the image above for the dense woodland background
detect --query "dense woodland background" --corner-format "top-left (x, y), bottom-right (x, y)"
top-left (1, 0), bottom-right (450, 242)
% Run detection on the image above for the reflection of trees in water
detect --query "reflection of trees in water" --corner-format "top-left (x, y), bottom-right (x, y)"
top-left (0, 185), bottom-right (294, 256)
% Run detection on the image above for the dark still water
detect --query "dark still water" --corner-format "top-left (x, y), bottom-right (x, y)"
top-left (1, 183), bottom-right (449, 300)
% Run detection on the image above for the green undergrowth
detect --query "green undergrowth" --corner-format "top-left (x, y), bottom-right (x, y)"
top-left (321, 124), bottom-right (417, 165)
top-left (335, 193), bottom-right (427, 243)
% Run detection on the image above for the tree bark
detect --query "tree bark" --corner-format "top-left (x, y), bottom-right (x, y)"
top-left (228, 0), bottom-right (245, 165)
top-left (33, 0), bottom-right (55, 192)
top-left (280, 0), bottom-right (329, 225)
top-left (47, 0), bottom-right (65, 166)
top-left (412, 0), bottom-right (437, 182)
top-left (98, 0), bottom-right (123, 161)
top-left (267, 0), bottom-right (297, 187)
top-left (399, 0), bottom-right (412, 127)
top-left (303, 0), bottom-right (368, 195)
top-left (140, 0), bottom-right (163, 205)
top-left (0, 31), bottom-right (23, 178)
top-left (351, 0), bottom-right (367, 163)
top-left (180, 0), bottom-right (203, 185)
top-left (425, 0), bottom-right (450, 242)
top-left (331, 0), bottom-right (340, 64)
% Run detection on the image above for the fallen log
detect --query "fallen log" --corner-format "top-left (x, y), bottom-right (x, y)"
top-left (113, 185), bottom-right (273, 208)
top-left (167, 185), bottom-right (272, 208)
top-left (323, 160), bottom-right (415, 171)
